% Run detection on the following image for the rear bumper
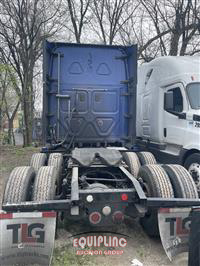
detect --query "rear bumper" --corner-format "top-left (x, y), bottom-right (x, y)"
top-left (3, 195), bottom-right (200, 213)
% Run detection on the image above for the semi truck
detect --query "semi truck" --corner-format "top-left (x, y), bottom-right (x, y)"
top-left (136, 56), bottom-right (200, 192)
top-left (1, 42), bottom-right (200, 265)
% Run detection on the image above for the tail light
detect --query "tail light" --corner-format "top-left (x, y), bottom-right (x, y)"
top-left (89, 212), bottom-right (102, 224)
top-left (112, 211), bottom-right (124, 223)
top-left (102, 206), bottom-right (111, 216)
top-left (121, 193), bottom-right (128, 201)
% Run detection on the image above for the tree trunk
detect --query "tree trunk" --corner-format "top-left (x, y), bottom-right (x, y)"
top-left (0, 108), bottom-right (2, 131)
top-left (12, 128), bottom-right (15, 146)
top-left (22, 72), bottom-right (34, 146)
top-left (23, 100), bottom-right (33, 146)
top-left (6, 100), bottom-right (20, 145)
top-left (169, 32), bottom-right (181, 55)
top-left (7, 119), bottom-right (13, 144)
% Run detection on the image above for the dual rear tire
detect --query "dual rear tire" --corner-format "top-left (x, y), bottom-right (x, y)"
top-left (162, 164), bottom-right (198, 198)
top-left (137, 151), bottom-right (157, 165)
top-left (122, 152), bottom-right (141, 177)
top-left (138, 164), bottom-right (174, 237)
top-left (3, 152), bottom-right (63, 204)
top-left (3, 166), bottom-right (58, 204)
top-left (123, 151), bottom-right (157, 178)
top-left (30, 153), bottom-right (47, 172)
top-left (32, 166), bottom-right (58, 201)
top-left (3, 167), bottom-right (35, 203)
top-left (122, 151), bottom-right (198, 237)
top-left (48, 153), bottom-right (63, 190)
top-left (138, 164), bottom-right (198, 237)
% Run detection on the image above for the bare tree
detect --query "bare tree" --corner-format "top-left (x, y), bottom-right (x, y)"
top-left (118, 0), bottom-right (200, 61)
top-left (0, 0), bottom-right (61, 145)
top-left (140, 0), bottom-right (200, 60)
top-left (0, 63), bottom-right (20, 144)
top-left (0, 67), bottom-right (7, 131)
top-left (62, 0), bottom-right (91, 43)
top-left (91, 0), bottom-right (138, 45)
top-left (169, 0), bottom-right (200, 55)
top-left (4, 95), bottom-right (20, 145)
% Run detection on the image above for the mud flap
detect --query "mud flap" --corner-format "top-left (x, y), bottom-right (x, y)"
top-left (0, 211), bottom-right (56, 265)
top-left (158, 208), bottom-right (191, 261)
top-left (188, 207), bottom-right (200, 266)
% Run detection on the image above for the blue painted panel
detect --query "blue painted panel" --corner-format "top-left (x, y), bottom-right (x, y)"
top-left (43, 42), bottom-right (137, 146)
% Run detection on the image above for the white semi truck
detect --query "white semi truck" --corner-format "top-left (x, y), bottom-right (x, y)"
top-left (136, 56), bottom-right (200, 191)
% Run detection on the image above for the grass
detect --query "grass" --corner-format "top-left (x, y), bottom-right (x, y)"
top-left (9, 146), bottom-right (38, 154)
top-left (52, 246), bottom-right (95, 266)
top-left (0, 145), bottom-right (39, 174)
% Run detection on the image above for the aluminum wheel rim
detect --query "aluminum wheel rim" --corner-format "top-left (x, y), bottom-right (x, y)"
top-left (188, 163), bottom-right (200, 189)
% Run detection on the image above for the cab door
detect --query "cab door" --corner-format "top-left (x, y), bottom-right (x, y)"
top-left (163, 83), bottom-right (188, 147)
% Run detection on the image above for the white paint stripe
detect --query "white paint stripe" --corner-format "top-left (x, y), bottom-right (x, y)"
top-left (13, 212), bottom-right (43, 218)
top-left (169, 208), bottom-right (191, 213)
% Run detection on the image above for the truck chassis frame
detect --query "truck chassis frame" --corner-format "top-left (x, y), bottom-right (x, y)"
top-left (3, 161), bottom-right (200, 214)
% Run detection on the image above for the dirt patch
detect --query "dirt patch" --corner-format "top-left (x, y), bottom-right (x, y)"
top-left (0, 146), bottom-right (188, 266)
top-left (53, 218), bottom-right (188, 266)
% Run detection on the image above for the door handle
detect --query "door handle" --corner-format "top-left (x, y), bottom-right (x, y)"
top-left (56, 94), bottom-right (70, 99)
top-left (164, 128), bottom-right (167, 137)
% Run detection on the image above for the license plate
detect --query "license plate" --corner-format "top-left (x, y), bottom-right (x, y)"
top-left (0, 211), bottom-right (56, 265)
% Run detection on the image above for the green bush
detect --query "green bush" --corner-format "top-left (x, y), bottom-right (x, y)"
top-left (0, 131), bottom-right (9, 145)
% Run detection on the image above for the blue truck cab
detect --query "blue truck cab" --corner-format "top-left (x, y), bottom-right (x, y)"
top-left (43, 42), bottom-right (137, 148)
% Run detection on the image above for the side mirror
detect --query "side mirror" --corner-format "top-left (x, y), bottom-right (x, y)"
top-left (164, 91), bottom-right (174, 111)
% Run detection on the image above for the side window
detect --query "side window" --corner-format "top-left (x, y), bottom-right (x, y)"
top-left (165, 87), bottom-right (183, 113)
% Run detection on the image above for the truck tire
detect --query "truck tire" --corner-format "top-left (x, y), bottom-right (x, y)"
top-left (48, 153), bottom-right (63, 191)
top-left (32, 166), bottom-right (57, 201)
top-left (30, 153), bottom-right (47, 172)
top-left (122, 152), bottom-right (141, 177)
top-left (48, 153), bottom-right (63, 175)
top-left (138, 164), bottom-right (174, 237)
top-left (3, 166), bottom-right (35, 204)
top-left (184, 153), bottom-right (200, 191)
top-left (162, 164), bottom-right (198, 199)
top-left (137, 151), bottom-right (157, 165)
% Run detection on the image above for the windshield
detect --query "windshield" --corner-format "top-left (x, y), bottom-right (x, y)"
top-left (186, 83), bottom-right (200, 109)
